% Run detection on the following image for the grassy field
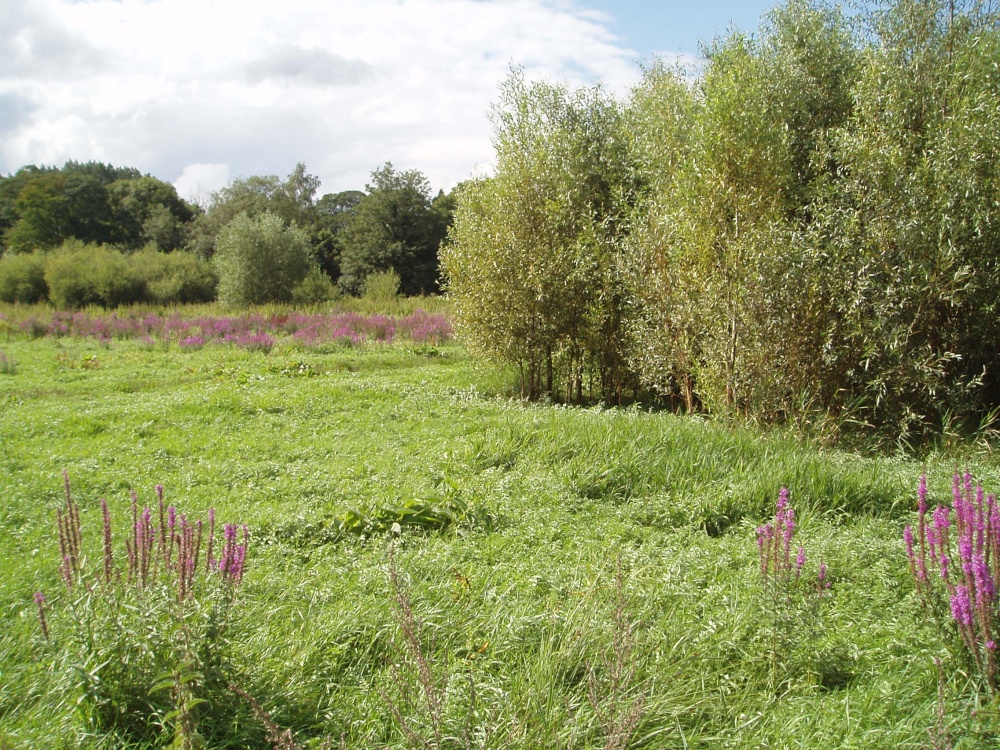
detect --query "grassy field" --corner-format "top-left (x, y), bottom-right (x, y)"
top-left (1, 307), bottom-right (999, 748)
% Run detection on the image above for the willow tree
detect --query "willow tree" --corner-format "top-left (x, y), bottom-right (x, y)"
top-left (625, 0), bottom-right (859, 419)
top-left (810, 0), bottom-right (1000, 438)
top-left (442, 71), bottom-right (639, 402)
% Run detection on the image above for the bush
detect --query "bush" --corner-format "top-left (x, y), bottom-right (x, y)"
top-left (362, 267), bottom-right (401, 303)
top-left (44, 239), bottom-right (144, 308)
top-left (214, 211), bottom-right (314, 307)
top-left (0, 251), bottom-right (49, 303)
top-left (130, 246), bottom-right (217, 304)
top-left (291, 266), bottom-right (338, 305)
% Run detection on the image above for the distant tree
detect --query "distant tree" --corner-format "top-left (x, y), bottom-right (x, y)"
top-left (338, 163), bottom-right (448, 296)
top-left (0, 161), bottom-right (191, 255)
top-left (3, 173), bottom-right (72, 252)
top-left (0, 165), bottom-right (57, 247)
top-left (213, 211), bottom-right (314, 306)
top-left (312, 189), bottom-right (364, 281)
top-left (107, 176), bottom-right (196, 251)
top-left (186, 163), bottom-right (320, 259)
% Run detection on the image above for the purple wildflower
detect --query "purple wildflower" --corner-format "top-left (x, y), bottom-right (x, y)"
top-left (933, 505), bottom-right (951, 532)
top-left (951, 585), bottom-right (974, 627)
top-left (101, 498), bottom-right (114, 585)
top-left (974, 554), bottom-right (995, 608)
top-left (206, 508), bottom-right (216, 571)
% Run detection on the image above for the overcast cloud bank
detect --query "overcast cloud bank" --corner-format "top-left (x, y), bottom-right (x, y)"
top-left (0, 0), bottom-right (668, 198)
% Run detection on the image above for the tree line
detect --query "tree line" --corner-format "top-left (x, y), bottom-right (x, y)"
top-left (442, 0), bottom-right (1000, 442)
top-left (0, 160), bottom-right (456, 306)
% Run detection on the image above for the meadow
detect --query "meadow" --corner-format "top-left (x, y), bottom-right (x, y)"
top-left (1, 304), bottom-right (999, 748)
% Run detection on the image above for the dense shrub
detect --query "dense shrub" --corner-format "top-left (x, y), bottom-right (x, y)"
top-left (45, 240), bottom-right (144, 308)
top-left (0, 251), bottom-right (48, 303)
top-left (129, 246), bottom-right (217, 304)
top-left (446, 0), bottom-right (1000, 441)
top-left (443, 73), bottom-right (638, 402)
top-left (214, 211), bottom-right (314, 307)
top-left (291, 266), bottom-right (338, 305)
top-left (362, 267), bottom-right (401, 303)
top-left (31, 241), bottom-right (216, 308)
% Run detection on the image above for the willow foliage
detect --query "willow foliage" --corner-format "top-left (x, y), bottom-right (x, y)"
top-left (446, 0), bottom-right (1000, 442)
top-left (442, 71), bottom-right (639, 402)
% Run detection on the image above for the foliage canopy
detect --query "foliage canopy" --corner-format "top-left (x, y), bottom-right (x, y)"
top-left (444, 0), bottom-right (1000, 442)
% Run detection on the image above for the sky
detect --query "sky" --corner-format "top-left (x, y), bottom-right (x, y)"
top-left (0, 0), bottom-right (779, 202)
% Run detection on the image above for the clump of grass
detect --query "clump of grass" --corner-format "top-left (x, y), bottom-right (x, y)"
top-left (381, 545), bottom-right (450, 749)
top-left (585, 557), bottom-right (646, 750)
top-left (0, 349), bottom-right (16, 375)
top-left (36, 474), bottom-right (249, 747)
top-left (378, 546), bottom-right (508, 750)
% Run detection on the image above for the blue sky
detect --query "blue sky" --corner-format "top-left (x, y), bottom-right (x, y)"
top-left (584, 1), bottom-right (781, 60)
top-left (1, 0), bottom-right (786, 196)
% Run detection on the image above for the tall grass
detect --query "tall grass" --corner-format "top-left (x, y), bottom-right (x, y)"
top-left (2, 335), bottom-right (999, 746)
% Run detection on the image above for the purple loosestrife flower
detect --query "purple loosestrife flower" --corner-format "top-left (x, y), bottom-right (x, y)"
top-left (60, 555), bottom-right (73, 590)
top-left (157, 489), bottom-right (167, 561)
top-left (780, 505), bottom-right (795, 569)
top-left (219, 523), bottom-right (237, 576)
top-left (167, 505), bottom-right (177, 565)
top-left (990, 494), bottom-right (1000, 545)
top-left (934, 505), bottom-right (951, 532)
top-left (933, 505), bottom-right (951, 565)
top-left (928, 525), bottom-right (940, 564)
top-left (976, 486), bottom-right (987, 547)
top-left (951, 585), bottom-right (974, 627)
top-left (818, 562), bottom-right (829, 592)
top-left (231, 545), bottom-right (246, 584)
top-left (961, 535), bottom-right (975, 583)
top-left (101, 498), bottom-right (114, 585)
top-left (206, 508), bottom-right (216, 571)
top-left (795, 547), bottom-right (806, 580)
top-left (974, 554), bottom-right (995, 608)
top-left (777, 487), bottom-right (789, 512)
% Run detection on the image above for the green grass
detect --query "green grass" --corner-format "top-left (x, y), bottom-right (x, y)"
top-left (1, 320), bottom-right (998, 748)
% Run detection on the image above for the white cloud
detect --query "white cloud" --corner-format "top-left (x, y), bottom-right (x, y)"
top-left (173, 163), bottom-right (231, 205)
top-left (0, 0), bottom-right (651, 194)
